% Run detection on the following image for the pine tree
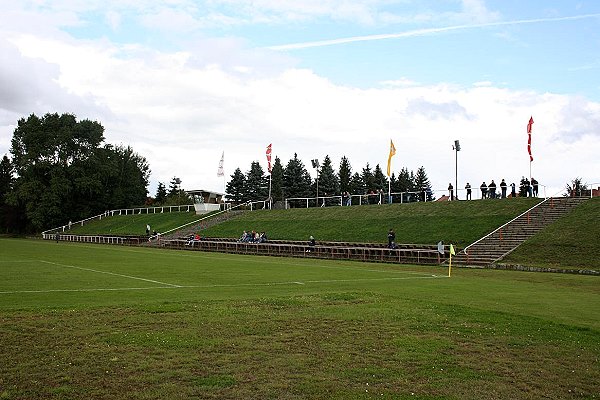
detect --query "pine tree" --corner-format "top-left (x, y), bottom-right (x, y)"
top-left (349, 172), bottom-right (365, 195)
top-left (414, 166), bottom-right (434, 201)
top-left (245, 161), bottom-right (267, 201)
top-left (270, 156), bottom-right (284, 202)
top-left (283, 153), bottom-right (311, 198)
top-left (373, 164), bottom-right (387, 191)
top-left (315, 155), bottom-right (339, 197)
top-left (226, 168), bottom-right (246, 203)
top-left (362, 163), bottom-right (376, 203)
top-left (338, 156), bottom-right (352, 194)
top-left (154, 182), bottom-right (167, 205)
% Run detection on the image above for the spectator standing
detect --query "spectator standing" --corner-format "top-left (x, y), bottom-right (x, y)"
top-left (500, 179), bottom-right (507, 198)
top-left (387, 228), bottom-right (396, 249)
top-left (510, 182), bottom-right (516, 198)
top-left (465, 183), bottom-right (472, 200)
top-left (488, 180), bottom-right (497, 199)
top-left (448, 183), bottom-right (454, 201)
top-left (480, 181), bottom-right (488, 199)
top-left (531, 177), bottom-right (539, 197)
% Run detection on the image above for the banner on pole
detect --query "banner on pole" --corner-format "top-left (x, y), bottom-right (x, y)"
top-left (527, 116), bottom-right (534, 162)
top-left (387, 139), bottom-right (396, 177)
top-left (266, 143), bottom-right (272, 173)
top-left (217, 151), bottom-right (224, 177)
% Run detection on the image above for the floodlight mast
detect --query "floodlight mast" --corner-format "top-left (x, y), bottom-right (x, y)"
top-left (453, 140), bottom-right (460, 200)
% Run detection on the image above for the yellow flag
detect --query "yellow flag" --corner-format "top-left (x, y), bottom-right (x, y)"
top-left (450, 244), bottom-right (456, 256)
top-left (387, 140), bottom-right (396, 177)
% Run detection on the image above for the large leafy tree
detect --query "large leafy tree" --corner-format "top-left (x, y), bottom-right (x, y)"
top-left (0, 155), bottom-right (21, 232)
top-left (8, 113), bottom-right (149, 231)
top-left (284, 153), bottom-right (312, 198)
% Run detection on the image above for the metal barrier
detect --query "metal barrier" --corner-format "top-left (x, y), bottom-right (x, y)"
top-left (161, 238), bottom-right (444, 266)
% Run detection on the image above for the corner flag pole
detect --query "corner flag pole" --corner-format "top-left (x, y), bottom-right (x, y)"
top-left (448, 243), bottom-right (455, 277)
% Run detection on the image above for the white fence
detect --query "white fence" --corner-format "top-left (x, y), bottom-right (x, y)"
top-left (41, 204), bottom-right (197, 236)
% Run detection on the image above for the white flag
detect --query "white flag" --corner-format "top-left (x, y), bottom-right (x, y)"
top-left (217, 151), bottom-right (224, 177)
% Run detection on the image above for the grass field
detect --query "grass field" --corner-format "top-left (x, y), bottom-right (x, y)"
top-left (1, 238), bottom-right (599, 399)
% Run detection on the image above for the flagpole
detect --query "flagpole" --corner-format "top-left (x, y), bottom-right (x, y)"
top-left (268, 174), bottom-right (272, 209)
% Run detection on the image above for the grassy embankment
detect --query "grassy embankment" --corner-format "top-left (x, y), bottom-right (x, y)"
top-left (504, 197), bottom-right (600, 269)
top-left (201, 198), bottom-right (541, 246)
top-left (65, 197), bottom-right (600, 270)
top-left (67, 210), bottom-right (200, 236)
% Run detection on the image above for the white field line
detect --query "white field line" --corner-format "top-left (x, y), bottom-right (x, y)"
top-left (38, 260), bottom-right (181, 288)
top-left (0, 274), bottom-right (446, 294)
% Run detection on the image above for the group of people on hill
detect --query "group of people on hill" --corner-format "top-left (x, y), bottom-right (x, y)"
top-left (450, 177), bottom-right (539, 200)
top-left (238, 230), bottom-right (268, 243)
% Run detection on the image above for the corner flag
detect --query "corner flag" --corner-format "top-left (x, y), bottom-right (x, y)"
top-left (448, 243), bottom-right (456, 277)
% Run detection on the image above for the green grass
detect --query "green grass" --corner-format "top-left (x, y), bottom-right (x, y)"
top-left (504, 197), bottom-right (600, 269)
top-left (202, 198), bottom-right (541, 246)
top-left (67, 211), bottom-right (201, 236)
top-left (1, 238), bottom-right (599, 399)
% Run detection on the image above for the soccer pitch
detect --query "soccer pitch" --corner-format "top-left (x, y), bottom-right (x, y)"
top-left (1, 238), bottom-right (599, 399)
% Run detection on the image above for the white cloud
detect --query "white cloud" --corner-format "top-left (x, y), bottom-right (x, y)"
top-left (1, 2), bottom-right (598, 198)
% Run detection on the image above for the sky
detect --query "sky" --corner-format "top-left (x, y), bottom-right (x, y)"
top-left (1, 0), bottom-right (599, 199)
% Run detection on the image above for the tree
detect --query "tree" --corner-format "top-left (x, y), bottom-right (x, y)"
top-left (373, 164), bottom-right (387, 191)
top-left (396, 168), bottom-right (413, 192)
top-left (362, 163), bottom-right (375, 193)
top-left (9, 113), bottom-right (105, 230)
top-left (414, 166), bottom-right (434, 201)
top-left (270, 156), bottom-right (284, 202)
top-left (315, 155), bottom-right (339, 197)
top-left (0, 155), bottom-right (19, 232)
top-left (566, 177), bottom-right (588, 197)
top-left (165, 176), bottom-right (190, 205)
top-left (283, 153), bottom-right (311, 198)
top-left (349, 172), bottom-right (364, 195)
top-left (155, 182), bottom-right (167, 205)
top-left (7, 113), bottom-right (151, 231)
top-left (226, 168), bottom-right (246, 203)
top-left (338, 156), bottom-right (352, 194)
top-left (245, 161), bottom-right (267, 201)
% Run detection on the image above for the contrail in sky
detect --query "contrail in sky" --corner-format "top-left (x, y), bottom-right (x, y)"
top-left (267, 13), bottom-right (600, 51)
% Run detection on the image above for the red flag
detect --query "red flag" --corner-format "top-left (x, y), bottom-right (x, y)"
top-left (266, 143), bottom-right (272, 173)
top-left (527, 117), bottom-right (533, 162)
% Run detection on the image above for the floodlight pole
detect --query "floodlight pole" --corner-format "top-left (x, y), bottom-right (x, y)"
top-left (453, 140), bottom-right (460, 200)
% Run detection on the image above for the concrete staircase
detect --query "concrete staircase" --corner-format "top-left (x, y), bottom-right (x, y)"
top-left (453, 197), bottom-right (589, 266)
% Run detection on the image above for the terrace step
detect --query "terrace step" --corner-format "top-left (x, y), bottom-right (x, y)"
top-left (452, 197), bottom-right (589, 266)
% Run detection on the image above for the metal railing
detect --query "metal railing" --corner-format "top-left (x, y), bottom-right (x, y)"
top-left (41, 204), bottom-right (196, 236)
